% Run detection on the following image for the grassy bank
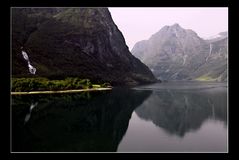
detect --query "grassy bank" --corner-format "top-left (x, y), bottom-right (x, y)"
top-left (11, 88), bottom-right (112, 95)
top-left (195, 75), bottom-right (218, 81)
top-left (11, 77), bottom-right (111, 92)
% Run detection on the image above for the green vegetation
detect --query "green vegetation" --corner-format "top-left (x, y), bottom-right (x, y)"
top-left (11, 77), bottom-right (111, 92)
top-left (92, 83), bottom-right (111, 88)
top-left (195, 75), bottom-right (218, 81)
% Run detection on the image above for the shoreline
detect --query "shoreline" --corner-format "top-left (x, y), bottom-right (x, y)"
top-left (11, 88), bottom-right (112, 95)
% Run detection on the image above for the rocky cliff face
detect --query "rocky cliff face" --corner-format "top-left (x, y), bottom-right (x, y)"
top-left (190, 37), bottom-right (227, 81)
top-left (132, 23), bottom-right (227, 82)
top-left (12, 8), bottom-right (156, 85)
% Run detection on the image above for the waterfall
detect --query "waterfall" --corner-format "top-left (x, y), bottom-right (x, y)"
top-left (206, 43), bottom-right (212, 62)
top-left (21, 49), bottom-right (36, 74)
top-left (28, 63), bottom-right (36, 74)
top-left (209, 43), bottom-right (212, 55)
top-left (22, 51), bottom-right (29, 61)
top-left (182, 55), bottom-right (187, 65)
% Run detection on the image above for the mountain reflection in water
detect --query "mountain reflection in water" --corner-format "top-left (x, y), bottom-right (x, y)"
top-left (135, 88), bottom-right (227, 137)
top-left (118, 82), bottom-right (227, 152)
top-left (12, 82), bottom-right (227, 152)
top-left (12, 89), bottom-right (152, 152)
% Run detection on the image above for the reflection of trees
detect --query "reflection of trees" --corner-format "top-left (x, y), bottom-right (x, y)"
top-left (12, 89), bottom-right (152, 152)
top-left (135, 89), bottom-right (227, 137)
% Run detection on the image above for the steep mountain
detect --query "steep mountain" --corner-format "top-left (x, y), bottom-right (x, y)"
top-left (190, 37), bottom-right (228, 81)
top-left (131, 23), bottom-right (227, 82)
top-left (12, 8), bottom-right (156, 85)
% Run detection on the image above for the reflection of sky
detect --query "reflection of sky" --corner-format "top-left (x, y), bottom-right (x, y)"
top-left (109, 8), bottom-right (228, 50)
top-left (134, 81), bottom-right (227, 91)
top-left (118, 83), bottom-right (227, 152)
top-left (117, 112), bottom-right (227, 152)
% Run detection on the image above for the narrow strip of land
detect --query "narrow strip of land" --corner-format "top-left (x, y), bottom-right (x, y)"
top-left (11, 88), bottom-right (112, 95)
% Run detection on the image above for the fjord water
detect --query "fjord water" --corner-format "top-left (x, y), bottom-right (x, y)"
top-left (118, 81), bottom-right (227, 152)
top-left (11, 82), bottom-right (227, 152)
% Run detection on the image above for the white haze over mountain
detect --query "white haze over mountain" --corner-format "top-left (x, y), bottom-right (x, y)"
top-left (109, 7), bottom-right (228, 50)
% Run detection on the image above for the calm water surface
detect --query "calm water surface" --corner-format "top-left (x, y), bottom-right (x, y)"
top-left (11, 82), bottom-right (227, 152)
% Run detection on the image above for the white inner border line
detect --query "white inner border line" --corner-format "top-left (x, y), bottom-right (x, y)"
top-left (10, 6), bottom-right (229, 153)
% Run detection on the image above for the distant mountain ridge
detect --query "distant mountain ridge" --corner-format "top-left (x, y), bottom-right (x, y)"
top-left (132, 23), bottom-right (227, 82)
top-left (204, 31), bottom-right (228, 43)
top-left (12, 8), bottom-right (156, 85)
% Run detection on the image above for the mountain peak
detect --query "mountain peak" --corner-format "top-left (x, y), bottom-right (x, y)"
top-left (159, 23), bottom-right (182, 31)
top-left (170, 23), bottom-right (184, 32)
top-left (132, 22), bottom-right (227, 82)
top-left (150, 23), bottom-right (201, 42)
top-left (171, 23), bottom-right (180, 28)
top-left (219, 31), bottom-right (228, 37)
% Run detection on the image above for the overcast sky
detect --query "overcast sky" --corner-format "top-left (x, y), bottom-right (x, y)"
top-left (109, 7), bottom-right (228, 50)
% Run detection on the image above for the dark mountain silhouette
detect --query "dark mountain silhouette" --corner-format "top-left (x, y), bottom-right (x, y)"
top-left (12, 8), bottom-right (156, 85)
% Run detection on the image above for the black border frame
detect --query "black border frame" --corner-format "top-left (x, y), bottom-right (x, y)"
top-left (4, 0), bottom-right (236, 159)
